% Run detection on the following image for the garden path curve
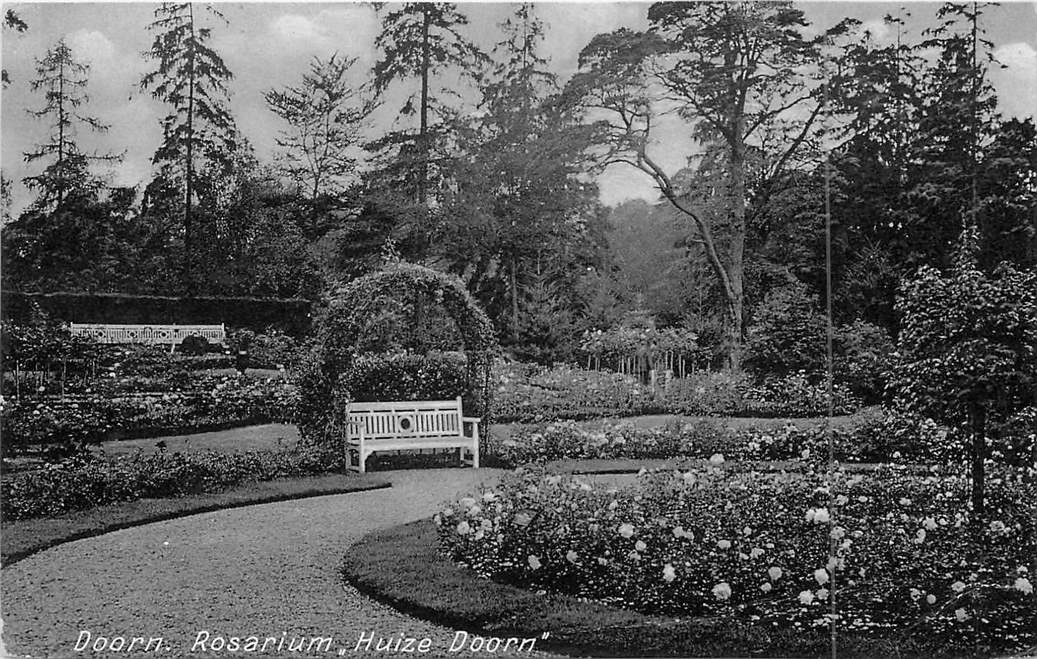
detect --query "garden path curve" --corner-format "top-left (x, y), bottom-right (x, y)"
top-left (1, 469), bottom-right (557, 659)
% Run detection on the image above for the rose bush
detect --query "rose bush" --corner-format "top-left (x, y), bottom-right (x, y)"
top-left (493, 408), bottom-right (948, 466)
top-left (438, 465), bottom-right (1036, 654)
top-left (227, 328), bottom-right (302, 369)
top-left (492, 362), bottom-right (862, 423)
top-left (1, 374), bottom-right (297, 455)
top-left (2, 440), bottom-right (345, 520)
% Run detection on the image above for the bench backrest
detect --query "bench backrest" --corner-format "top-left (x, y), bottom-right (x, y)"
top-left (69, 323), bottom-right (227, 345)
top-left (347, 397), bottom-right (463, 439)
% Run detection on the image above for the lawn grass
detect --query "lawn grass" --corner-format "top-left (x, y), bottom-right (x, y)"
top-left (1, 473), bottom-right (388, 567)
top-left (98, 423), bottom-right (301, 456)
top-left (342, 519), bottom-right (947, 658)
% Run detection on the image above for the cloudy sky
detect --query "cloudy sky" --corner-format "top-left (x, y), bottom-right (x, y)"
top-left (2, 1), bottom-right (1035, 215)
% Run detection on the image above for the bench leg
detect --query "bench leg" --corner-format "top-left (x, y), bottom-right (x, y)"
top-left (348, 442), bottom-right (366, 474)
top-left (471, 438), bottom-right (479, 469)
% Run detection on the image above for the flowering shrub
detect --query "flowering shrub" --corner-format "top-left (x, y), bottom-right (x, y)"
top-left (493, 409), bottom-right (947, 466)
top-left (228, 328), bottom-right (301, 369)
top-left (105, 348), bottom-right (234, 377)
top-left (659, 371), bottom-right (755, 417)
top-left (579, 326), bottom-right (706, 365)
top-left (991, 406), bottom-right (1037, 476)
top-left (493, 362), bottom-right (863, 423)
top-left (437, 466), bottom-right (1036, 653)
top-left (1, 440), bottom-right (344, 520)
top-left (744, 372), bottom-right (862, 418)
top-left (0, 396), bottom-right (129, 457)
top-left (494, 362), bottom-right (652, 423)
top-left (1, 374), bottom-right (298, 455)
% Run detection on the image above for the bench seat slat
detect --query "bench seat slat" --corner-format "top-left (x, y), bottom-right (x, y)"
top-left (345, 400), bottom-right (459, 411)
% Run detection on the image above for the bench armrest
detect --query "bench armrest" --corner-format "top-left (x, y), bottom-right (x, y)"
top-left (462, 416), bottom-right (482, 425)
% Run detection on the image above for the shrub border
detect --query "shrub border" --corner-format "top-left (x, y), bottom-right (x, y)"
top-left (1, 474), bottom-right (389, 567)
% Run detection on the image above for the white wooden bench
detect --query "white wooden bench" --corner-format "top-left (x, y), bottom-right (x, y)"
top-left (345, 397), bottom-right (480, 474)
top-left (69, 323), bottom-right (227, 350)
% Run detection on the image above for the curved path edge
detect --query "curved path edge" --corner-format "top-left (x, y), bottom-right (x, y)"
top-left (1, 476), bottom-right (390, 567)
top-left (1, 468), bottom-right (518, 659)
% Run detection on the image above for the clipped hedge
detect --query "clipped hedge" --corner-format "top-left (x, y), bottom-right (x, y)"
top-left (343, 352), bottom-right (468, 403)
top-left (1, 291), bottom-right (312, 336)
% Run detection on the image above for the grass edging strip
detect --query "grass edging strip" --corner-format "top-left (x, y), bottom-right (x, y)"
top-left (342, 519), bottom-right (964, 658)
top-left (2, 474), bottom-right (389, 567)
top-left (341, 519), bottom-right (845, 658)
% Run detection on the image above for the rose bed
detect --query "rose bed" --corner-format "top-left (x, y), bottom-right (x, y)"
top-left (344, 463), bottom-right (1036, 658)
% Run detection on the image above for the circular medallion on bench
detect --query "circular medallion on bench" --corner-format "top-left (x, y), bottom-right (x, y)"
top-left (397, 414), bottom-right (416, 432)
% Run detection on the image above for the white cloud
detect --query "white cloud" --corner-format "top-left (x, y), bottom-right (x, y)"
top-left (992, 42), bottom-right (1037, 120)
top-left (996, 41), bottom-right (1037, 70)
top-left (66, 29), bottom-right (117, 67)
top-left (270, 14), bottom-right (325, 44)
top-left (267, 7), bottom-right (378, 60)
top-left (540, 3), bottom-right (649, 77)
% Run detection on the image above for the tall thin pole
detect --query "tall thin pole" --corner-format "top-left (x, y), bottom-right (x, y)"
top-left (823, 76), bottom-right (838, 659)
top-left (970, 1), bottom-right (980, 236)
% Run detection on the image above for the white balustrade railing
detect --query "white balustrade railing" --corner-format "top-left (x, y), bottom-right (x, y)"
top-left (69, 323), bottom-right (227, 345)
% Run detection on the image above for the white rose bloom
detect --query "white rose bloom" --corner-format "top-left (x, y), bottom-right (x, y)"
top-left (712, 582), bottom-right (732, 600)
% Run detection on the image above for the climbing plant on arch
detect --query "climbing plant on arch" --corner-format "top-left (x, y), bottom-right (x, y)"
top-left (301, 263), bottom-right (499, 444)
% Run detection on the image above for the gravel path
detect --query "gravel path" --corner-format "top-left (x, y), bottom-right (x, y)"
top-left (1, 469), bottom-right (559, 659)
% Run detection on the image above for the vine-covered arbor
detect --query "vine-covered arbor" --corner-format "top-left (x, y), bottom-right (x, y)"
top-left (313, 263), bottom-right (499, 436)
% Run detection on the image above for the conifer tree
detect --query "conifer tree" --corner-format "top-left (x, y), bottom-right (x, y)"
top-left (23, 39), bottom-right (120, 212)
top-left (2, 9), bottom-right (28, 87)
top-left (265, 53), bottom-right (376, 205)
top-left (141, 2), bottom-right (239, 285)
top-left (371, 2), bottom-right (485, 203)
top-left (442, 4), bottom-right (598, 342)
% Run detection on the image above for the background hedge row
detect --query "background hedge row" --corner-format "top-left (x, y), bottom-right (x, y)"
top-left (1, 291), bottom-right (312, 336)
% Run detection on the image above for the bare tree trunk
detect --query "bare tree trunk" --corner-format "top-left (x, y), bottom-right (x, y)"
top-left (418, 4), bottom-right (430, 205)
top-left (510, 257), bottom-right (520, 343)
top-left (57, 55), bottom-right (66, 210)
top-left (727, 115), bottom-right (747, 371)
top-left (184, 3), bottom-right (197, 292)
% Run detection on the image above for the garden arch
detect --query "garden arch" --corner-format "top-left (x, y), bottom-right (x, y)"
top-left (316, 263), bottom-right (499, 431)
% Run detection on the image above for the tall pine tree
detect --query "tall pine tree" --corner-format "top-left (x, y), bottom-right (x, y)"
top-left (911, 2), bottom-right (1000, 269)
top-left (23, 38), bottom-right (120, 212)
top-left (370, 3), bottom-right (485, 204)
top-left (441, 4), bottom-right (600, 343)
top-left (141, 2), bottom-right (239, 288)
